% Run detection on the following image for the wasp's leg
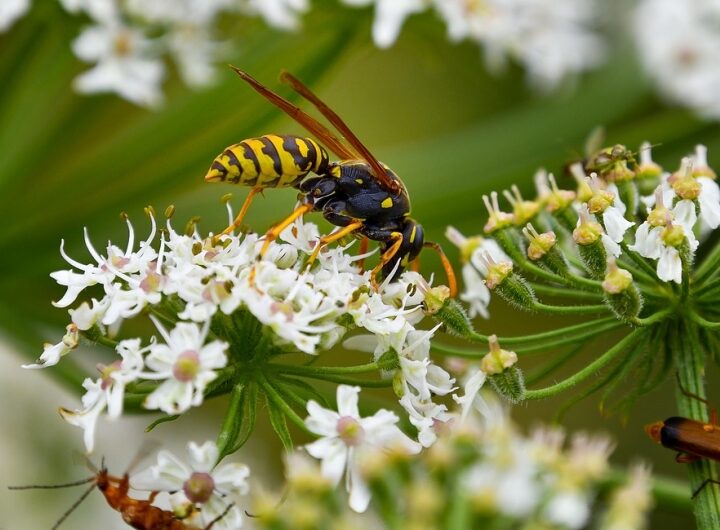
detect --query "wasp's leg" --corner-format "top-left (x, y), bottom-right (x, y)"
top-left (307, 222), bottom-right (364, 266)
top-left (221, 187), bottom-right (264, 236)
top-left (250, 203), bottom-right (314, 289)
top-left (423, 241), bottom-right (458, 298)
top-left (692, 479), bottom-right (720, 499)
top-left (370, 232), bottom-right (404, 292)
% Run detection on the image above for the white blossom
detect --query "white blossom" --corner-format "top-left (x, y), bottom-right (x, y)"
top-left (135, 441), bottom-right (249, 530)
top-left (58, 338), bottom-right (145, 452)
top-left (22, 324), bottom-right (79, 369)
top-left (304, 385), bottom-right (421, 512)
top-left (142, 318), bottom-right (228, 414)
top-left (0, 0), bottom-right (30, 32)
top-left (72, 20), bottom-right (165, 107)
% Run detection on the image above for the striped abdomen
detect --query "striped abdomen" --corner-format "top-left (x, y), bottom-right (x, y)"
top-left (204, 134), bottom-right (329, 188)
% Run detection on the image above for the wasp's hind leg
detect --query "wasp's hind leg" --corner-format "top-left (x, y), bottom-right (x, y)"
top-left (221, 186), bottom-right (263, 236)
top-left (249, 203), bottom-right (314, 289)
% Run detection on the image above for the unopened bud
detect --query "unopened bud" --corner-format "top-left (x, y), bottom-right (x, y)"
top-left (484, 261), bottom-right (513, 290)
top-left (603, 259), bottom-right (642, 321)
top-left (636, 142), bottom-right (663, 195)
top-left (692, 145), bottom-right (717, 180)
top-left (432, 298), bottom-right (475, 338)
top-left (587, 188), bottom-right (615, 215)
top-left (661, 222), bottom-right (685, 248)
top-left (482, 192), bottom-right (514, 233)
top-left (481, 335), bottom-right (517, 375)
top-left (423, 285), bottom-right (451, 315)
top-left (671, 158), bottom-right (701, 200)
top-left (503, 185), bottom-right (540, 226)
top-left (522, 224), bottom-right (556, 261)
top-left (488, 366), bottom-right (526, 404)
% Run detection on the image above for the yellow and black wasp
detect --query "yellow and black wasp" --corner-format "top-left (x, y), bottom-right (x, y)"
top-left (204, 67), bottom-right (456, 296)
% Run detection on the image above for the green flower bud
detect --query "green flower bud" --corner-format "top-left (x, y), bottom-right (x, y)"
top-left (423, 285), bottom-right (451, 315)
top-left (488, 366), bottom-right (526, 404)
top-left (481, 335), bottom-right (518, 375)
top-left (602, 259), bottom-right (642, 322)
top-left (432, 298), bottom-right (475, 338)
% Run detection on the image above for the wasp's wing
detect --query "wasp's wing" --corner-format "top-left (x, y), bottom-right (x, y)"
top-left (230, 66), bottom-right (357, 161)
top-left (280, 70), bottom-right (402, 194)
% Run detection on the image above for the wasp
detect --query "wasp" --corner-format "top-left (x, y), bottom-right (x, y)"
top-left (645, 378), bottom-right (720, 498)
top-left (204, 67), bottom-right (457, 296)
top-left (9, 459), bottom-right (233, 530)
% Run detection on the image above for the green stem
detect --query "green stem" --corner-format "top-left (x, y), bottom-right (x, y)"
top-left (259, 374), bottom-right (314, 436)
top-left (689, 312), bottom-right (720, 330)
top-left (532, 301), bottom-right (611, 316)
top-left (695, 240), bottom-right (720, 286)
top-left (465, 316), bottom-right (619, 345)
top-left (527, 282), bottom-right (603, 301)
top-left (80, 329), bottom-right (118, 349)
top-left (268, 366), bottom-right (392, 388)
top-left (523, 329), bottom-right (646, 400)
top-left (695, 278), bottom-right (720, 296)
top-left (630, 308), bottom-right (674, 327)
top-left (269, 361), bottom-right (382, 376)
top-left (673, 318), bottom-right (720, 529)
top-left (525, 344), bottom-right (585, 385)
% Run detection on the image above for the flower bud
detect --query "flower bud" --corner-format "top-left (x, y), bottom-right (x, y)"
top-left (478, 254), bottom-right (536, 311)
top-left (602, 259), bottom-right (641, 322)
top-left (670, 158), bottom-right (701, 200)
top-left (481, 335), bottom-right (517, 375)
top-left (573, 208), bottom-right (607, 279)
top-left (522, 224), bottom-right (569, 277)
top-left (503, 185), bottom-right (540, 226)
top-left (488, 367), bottom-right (526, 404)
top-left (636, 142), bottom-right (663, 195)
top-left (432, 298), bottom-right (476, 338)
top-left (423, 285), bottom-right (451, 315)
top-left (482, 191), bottom-right (514, 233)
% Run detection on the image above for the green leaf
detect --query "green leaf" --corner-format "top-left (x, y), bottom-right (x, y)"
top-left (216, 382), bottom-right (246, 460)
top-left (265, 392), bottom-right (294, 451)
top-left (145, 414), bottom-right (181, 433)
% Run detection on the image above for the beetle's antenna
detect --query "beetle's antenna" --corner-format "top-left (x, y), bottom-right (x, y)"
top-left (51, 482), bottom-right (97, 530)
top-left (8, 476), bottom-right (96, 490)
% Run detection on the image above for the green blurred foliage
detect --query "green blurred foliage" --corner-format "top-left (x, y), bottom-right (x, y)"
top-left (2, 1), bottom-right (719, 528)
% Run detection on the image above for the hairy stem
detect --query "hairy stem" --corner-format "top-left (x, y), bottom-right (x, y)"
top-left (673, 318), bottom-right (720, 529)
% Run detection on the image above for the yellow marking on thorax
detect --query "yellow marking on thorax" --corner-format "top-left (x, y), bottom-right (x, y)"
top-left (381, 197), bottom-right (393, 209)
top-left (267, 135), bottom-right (304, 186)
top-left (330, 166), bottom-right (341, 178)
top-left (355, 179), bottom-right (363, 184)
top-left (409, 225), bottom-right (417, 243)
top-left (244, 138), bottom-right (278, 184)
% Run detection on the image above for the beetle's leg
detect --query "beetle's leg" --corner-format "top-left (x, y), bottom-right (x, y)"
top-left (676, 452), bottom-right (702, 464)
top-left (205, 502), bottom-right (236, 529)
top-left (675, 372), bottom-right (717, 425)
top-left (423, 241), bottom-right (458, 298)
top-left (692, 479), bottom-right (720, 499)
top-left (307, 221), bottom-right (364, 266)
top-left (371, 232), bottom-right (403, 292)
top-left (221, 186), bottom-right (263, 236)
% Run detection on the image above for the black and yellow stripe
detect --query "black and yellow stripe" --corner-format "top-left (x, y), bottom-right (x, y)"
top-left (205, 134), bottom-right (329, 187)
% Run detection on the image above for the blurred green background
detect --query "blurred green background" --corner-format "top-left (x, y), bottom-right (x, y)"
top-left (1, 1), bottom-right (718, 528)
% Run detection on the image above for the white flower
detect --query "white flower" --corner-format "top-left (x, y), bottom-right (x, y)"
top-left (244, 0), bottom-right (308, 30)
top-left (59, 0), bottom-right (118, 23)
top-left (634, 0), bottom-right (720, 119)
top-left (446, 226), bottom-right (508, 319)
top-left (136, 441), bottom-right (249, 530)
top-left (304, 385), bottom-right (421, 512)
top-left (0, 0), bottom-right (29, 32)
top-left (544, 490), bottom-right (591, 529)
top-left (72, 20), bottom-right (165, 107)
top-left (435, 0), bottom-right (605, 89)
top-left (22, 324), bottom-right (80, 369)
top-left (340, 0), bottom-right (426, 48)
top-left (142, 318), bottom-right (228, 414)
top-left (59, 338), bottom-right (145, 452)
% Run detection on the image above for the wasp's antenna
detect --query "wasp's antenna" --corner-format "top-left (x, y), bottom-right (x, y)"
top-left (8, 476), bottom-right (96, 490)
top-left (51, 482), bottom-right (97, 530)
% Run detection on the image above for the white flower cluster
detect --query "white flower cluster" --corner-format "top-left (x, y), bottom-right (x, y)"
top-left (0, 0), bottom-right (306, 106)
top-left (31, 207), bottom-right (452, 452)
top-left (450, 143), bottom-right (720, 310)
top-left (340, 0), bottom-right (605, 88)
top-left (269, 377), bottom-right (649, 527)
